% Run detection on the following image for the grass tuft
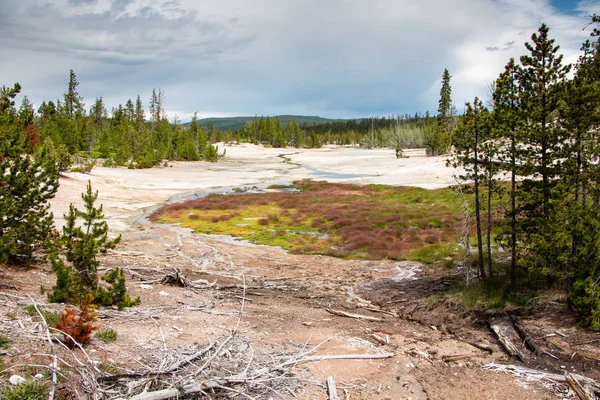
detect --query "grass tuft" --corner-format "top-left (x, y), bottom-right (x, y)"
top-left (0, 334), bottom-right (10, 349)
top-left (23, 305), bottom-right (60, 327)
top-left (95, 329), bottom-right (118, 343)
top-left (1, 380), bottom-right (48, 400)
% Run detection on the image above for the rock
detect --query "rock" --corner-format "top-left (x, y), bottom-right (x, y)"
top-left (34, 373), bottom-right (44, 380)
top-left (139, 284), bottom-right (153, 290)
top-left (159, 291), bottom-right (169, 296)
top-left (9, 375), bottom-right (26, 385)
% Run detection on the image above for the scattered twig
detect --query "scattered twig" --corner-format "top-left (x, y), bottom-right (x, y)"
top-left (485, 363), bottom-right (600, 393)
top-left (565, 372), bottom-right (593, 400)
top-left (371, 334), bottom-right (389, 346)
top-left (327, 376), bottom-right (340, 400)
top-left (325, 308), bottom-right (383, 322)
top-left (489, 318), bottom-right (524, 361)
top-left (573, 338), bottom-right (600, 346)
top-left (442, 354), bottom-right (474, 362)
top-left (26, 295), bottom-right (57, 400)
top-left (466, 341), bottom-right (493, 354)
top-left (150, 316), bottom-right (167, 351)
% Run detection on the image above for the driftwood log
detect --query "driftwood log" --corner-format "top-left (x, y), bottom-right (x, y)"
top-left (486, 363), bottom-right (600, 395)
top-left (489, 317), bottom-right (525, 361)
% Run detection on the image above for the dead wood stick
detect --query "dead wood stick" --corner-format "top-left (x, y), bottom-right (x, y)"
top-left (327, 376), bottom-right (340, 400)
top-left (566, 372), bottom-right (593, 400)
top-left (555, 330), bottom-right (567, 338)
top-left (371, 334), bottom-right (389, 346)
top-left (0, 291), bottom-right (25, 300)
top-left (573, 338), bottom-right (600, 346)
top-left (233, 274), bottom-right (246, 336)
top-left (442, 354), bottom-right (474, 362)
top-left (150, 316), bottom-right (167, 351)
top-left (466, 341), bottom-right (493, 353)
top-left (27, 295), bottom-right (57, 400)
top-left (361, 306), bottom-right (398, 318)
top-left (510, 315), bottom-right (540, 355)
top-left (385, 298), bottom-right (408, 305)
top-left (163, 342), bottom-right (215, 373)
top-left (485, 363), bottom-right (600, 392)
top-left (489, 321), bottom-right (524, 361)
top-left (325, 308), bottom-right (383, 322)
top-left (281, 352), bottom-right (395, 367)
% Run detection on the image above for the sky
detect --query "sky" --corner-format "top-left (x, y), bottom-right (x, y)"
top-left (1, 0), bottom-right (599, 122)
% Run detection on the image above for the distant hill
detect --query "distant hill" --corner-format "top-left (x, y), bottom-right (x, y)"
top-left (182, 115), bottom-right (348, 131)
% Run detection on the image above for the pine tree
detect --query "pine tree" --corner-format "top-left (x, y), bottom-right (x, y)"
top-left (48, 181), bottom-right (139, 308)
top-left (492, 58), bottom-right (523, 286)
top-left (450, 98), bottom-right (489, 279)
top-left (438, 68), bottom-right (452, 119)
top-left (63, 69), bottom-right (85, 119)
top-left (0, 83), bottom-right (59, 263)
top-left (518, 24), bottom-right (570, 217)
top-left (426, 69), bottom-right (454, 155)
top-left (516, 24), bottom-right (571, 284)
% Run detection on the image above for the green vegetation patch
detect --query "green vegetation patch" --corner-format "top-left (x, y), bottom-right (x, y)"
top-left (151, 180), bottom-right (464, 261)
top-left (1, 380), bottom-right (48, 400)
top-left (95, 329), bottom-right (118, 343)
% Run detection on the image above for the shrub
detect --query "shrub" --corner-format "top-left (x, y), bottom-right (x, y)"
top-left (258, 218), bottom-right (269, 226)
top-left (0, 380), bottom-right (48, 400)
top-left (55, 300), bottom-right (99, 349)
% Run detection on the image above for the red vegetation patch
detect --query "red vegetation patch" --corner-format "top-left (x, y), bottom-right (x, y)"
top-left (150, 180), bottom-right (462, 259)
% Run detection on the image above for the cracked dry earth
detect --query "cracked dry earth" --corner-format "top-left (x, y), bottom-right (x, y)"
top-left (1, 144), bottom-right (597, 399)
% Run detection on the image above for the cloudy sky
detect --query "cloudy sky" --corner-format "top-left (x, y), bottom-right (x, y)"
top-left (1, 0), bottom-right (599, 122)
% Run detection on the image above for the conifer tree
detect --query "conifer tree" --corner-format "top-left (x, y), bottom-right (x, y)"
top-left (48, 181), bottom-right (139, 308)
top-left (450, 98), bottom-right (489, 279)
top-left (492, 59), bottom-right (523, 286)
top-left (0, 83), bottom-right (59, 263)
top-left (63, 69), bottom-right (85, 119)
top-left (518, 24), bottom-right (570, 217)
top-left (426, 69), bottom-right (454, 155)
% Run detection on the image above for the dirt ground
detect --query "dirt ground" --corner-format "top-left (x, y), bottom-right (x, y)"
top-left (1, 144), bottom-right (599, 399)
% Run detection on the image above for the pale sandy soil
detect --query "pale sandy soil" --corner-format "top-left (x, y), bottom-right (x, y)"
top-left (0, 145), bottom-right (585, 399)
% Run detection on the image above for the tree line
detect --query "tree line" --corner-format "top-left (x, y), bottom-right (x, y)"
top-left (1, 83), bottom-right (137, 308)
top-left (449, 18), bottom-right (600, 328)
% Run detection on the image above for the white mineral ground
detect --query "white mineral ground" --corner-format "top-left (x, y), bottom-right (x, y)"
top-left (39, 145), bottom-right (559, 400)
top-left (50, 144), bottom-right (457, 232)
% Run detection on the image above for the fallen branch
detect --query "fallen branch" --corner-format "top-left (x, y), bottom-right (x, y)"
top-left (325, 308), bottom-right (383, 322)
top-left (327, 376), bottom-right (340, 400)
top-left (489, 318), bottom-right (524, 361)
top-left (371, 334), bottom-right (389, 346)
top-left (566, 372), bottom-right (593, 400)
top-left (485, 363), bottom-right (600, 393)
top-left (466, 341), bottom-right (493, 354)
top-left (510, 315), bottom-right (541, 355)
top-left (27, 295), bottom-right (57, 400)
top-left (290, 352), bottom-right (394, 364)
top-left (442, 354), bottom-right (474, 362)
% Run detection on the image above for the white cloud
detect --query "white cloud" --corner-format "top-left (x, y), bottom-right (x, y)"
top-left (0, 0), bottom-right (596, 120)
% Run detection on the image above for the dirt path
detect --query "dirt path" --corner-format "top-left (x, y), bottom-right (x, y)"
top-left (0, 145), bottom-right (583, 399)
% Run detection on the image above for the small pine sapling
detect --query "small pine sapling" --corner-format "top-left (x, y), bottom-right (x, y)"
top-left (56, 297), bottom-right (99, 349)
top-left (48, 181), bottom-right (139, 308)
